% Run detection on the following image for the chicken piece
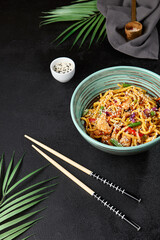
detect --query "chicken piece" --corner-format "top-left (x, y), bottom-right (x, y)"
top-left (121, 98), bottom-right (132, 110)
top-left (96, 113), bottom-right (113, 134)
top-left (93, 130), bottom-right (103, 136)
top-left (119, 133), bottom-right (131, 147)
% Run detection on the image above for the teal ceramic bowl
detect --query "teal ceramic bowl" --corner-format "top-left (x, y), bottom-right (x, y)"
top-left (70, 66), bottom-right (160, 155)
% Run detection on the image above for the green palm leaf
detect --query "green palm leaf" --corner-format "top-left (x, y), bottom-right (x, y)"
top-left (2, 152), bottom-right (14, 195)
top-left (0, 208), bottom-right (44, 231)
top-left (40, 0), bottom-right (97, 24)
top-left (56, 20), bottom-right (89, 46)
top-left (40, 0), bottom-right (107, 48)
top-left (21, 235), bottom-right (34, 240)
top-left (0, 219), bottom-right (40, 239)
top-left (1, 177), bottom-right (57, 207)
top-left (3, 225), bottom-right (35, 240)
top-left (0, 154), bottom-right (4, 179)
top-left (96, 23), bottom-right (106, 43)
top-left (0, 185), bottom-right (56, 213)
top-left (0, 153), bottom-right (57, 240)
top-left (71, 15), bottom-right (97, 47)
top-left (5, 153), bottom-right (24, 191)
top-left (0, 198), bottom-right (47, 223)
top-left (5, 163), bottom-right (49, 196)
top-left (0, 192), bottom-right (51, 218)
top-left (89, 13), bottom-right (105, 47)
top-left (55, 21), bottom-right (82, 41)
top-left (76, 15), bottom-right (96, 47)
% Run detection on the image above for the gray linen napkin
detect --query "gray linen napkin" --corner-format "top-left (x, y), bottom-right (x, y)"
top-left (97, 0), bottom-right (160, 59)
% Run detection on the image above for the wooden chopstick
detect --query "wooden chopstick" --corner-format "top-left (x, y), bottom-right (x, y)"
top-left (32, 144), bottom-right (94, 196)
top-left (24, 135), bottom-right (91, 175)
top-left (30, 143), bottom-right (141, 231)
top-left (24, 135), bottom-right (141, 203)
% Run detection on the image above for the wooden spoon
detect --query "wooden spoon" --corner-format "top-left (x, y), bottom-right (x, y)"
top-left (125, 0), bottom-right (142, 40)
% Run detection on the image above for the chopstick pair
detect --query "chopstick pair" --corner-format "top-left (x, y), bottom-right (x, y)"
top-left (24, 134), bottom-right (141, 231)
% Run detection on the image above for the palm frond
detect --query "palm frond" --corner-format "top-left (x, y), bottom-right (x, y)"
top-left (5, 163), bottom-right (49, 196)
top-left (0, 154), bottom-right (4, 179)
top-left (2, 151), bottom-right (14, 195)
top-left (2, 225), bottom-right (35, 240)
top-left (1, 177), bottom-right (56, 207)
top-left (0, 153), bottom-right (57, 240)
top-left (89, 13), bottom-right (105, 47)
top-left (0, 218), bottom-right (40, 239)
top-left (0, 197), bottom-right (47, 221)
top-left (40, 0), bottom-right (107, 48)
top-left (6, 153), bottom-right (24, 191)
top-left (56, 20), bottom-right (89, 46)
top-left (96, 23), bottom-right (106, 43)
top-left (40, 0), bottom-right (97, 24)
top-left (0, 185), bottom-right (56, 212)
top-left (21, 234), bottom-right (35, 240)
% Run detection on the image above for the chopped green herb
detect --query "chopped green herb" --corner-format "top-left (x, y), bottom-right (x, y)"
top-left (134, 99), bottom-right (137, 104)
top-left (123, 83), bottom-right (131, 88)
top-left (83, 109), bottom-right (89, 116)
top-left (110, 138), bottom-right (123, 147)
top-left (99, 106), bottom-right (104, 115)
top-left (150, 111), bottom-right (155, 116)
top-left (128, 122), bottom-right (141, 127)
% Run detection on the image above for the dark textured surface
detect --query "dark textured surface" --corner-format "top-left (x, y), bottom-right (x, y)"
top-left (0, 0), bottom-right (160, 239)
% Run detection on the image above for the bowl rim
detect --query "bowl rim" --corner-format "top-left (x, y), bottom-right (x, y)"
top-left (70, 66), bottom-right (160, 151)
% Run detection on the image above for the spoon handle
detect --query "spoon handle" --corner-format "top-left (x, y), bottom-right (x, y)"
top-left (132, 0), bottom-right (136, 21)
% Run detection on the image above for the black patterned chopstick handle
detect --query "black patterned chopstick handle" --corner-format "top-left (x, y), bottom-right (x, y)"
top-left (91, 172), bottom-right (124, 194)
top-left (91, 172), bottom-right (141, 203)
top-left (93, 192), bottom-right (125, 218)
top-left (93, 192), bottom-right (141, 231)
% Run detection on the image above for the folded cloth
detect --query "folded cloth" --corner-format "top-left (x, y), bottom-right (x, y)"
top-left (97, 0), bottom-right (160, 59)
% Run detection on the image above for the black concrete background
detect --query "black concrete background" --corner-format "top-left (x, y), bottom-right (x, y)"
top-left (0, 0), bottom-right (160, 239)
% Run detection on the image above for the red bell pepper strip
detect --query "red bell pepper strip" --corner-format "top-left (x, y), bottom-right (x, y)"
top-left (126, 127), bottom-right (136, 136)
top-left (126, 127), bottom-right (144, 137)
top-left (89, 118), bottom-right (96, 123)
top-left (139, 132), bottom-right (144, 137)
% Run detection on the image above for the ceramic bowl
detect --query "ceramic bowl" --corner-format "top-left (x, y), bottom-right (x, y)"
top-left (70, 66), bottom-right (160, 156)
top-left (50, 57), bottom-right (75, 83)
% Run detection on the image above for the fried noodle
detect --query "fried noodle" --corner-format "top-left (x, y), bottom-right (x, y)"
top-left (81, 85), bottom-right (160, 147)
